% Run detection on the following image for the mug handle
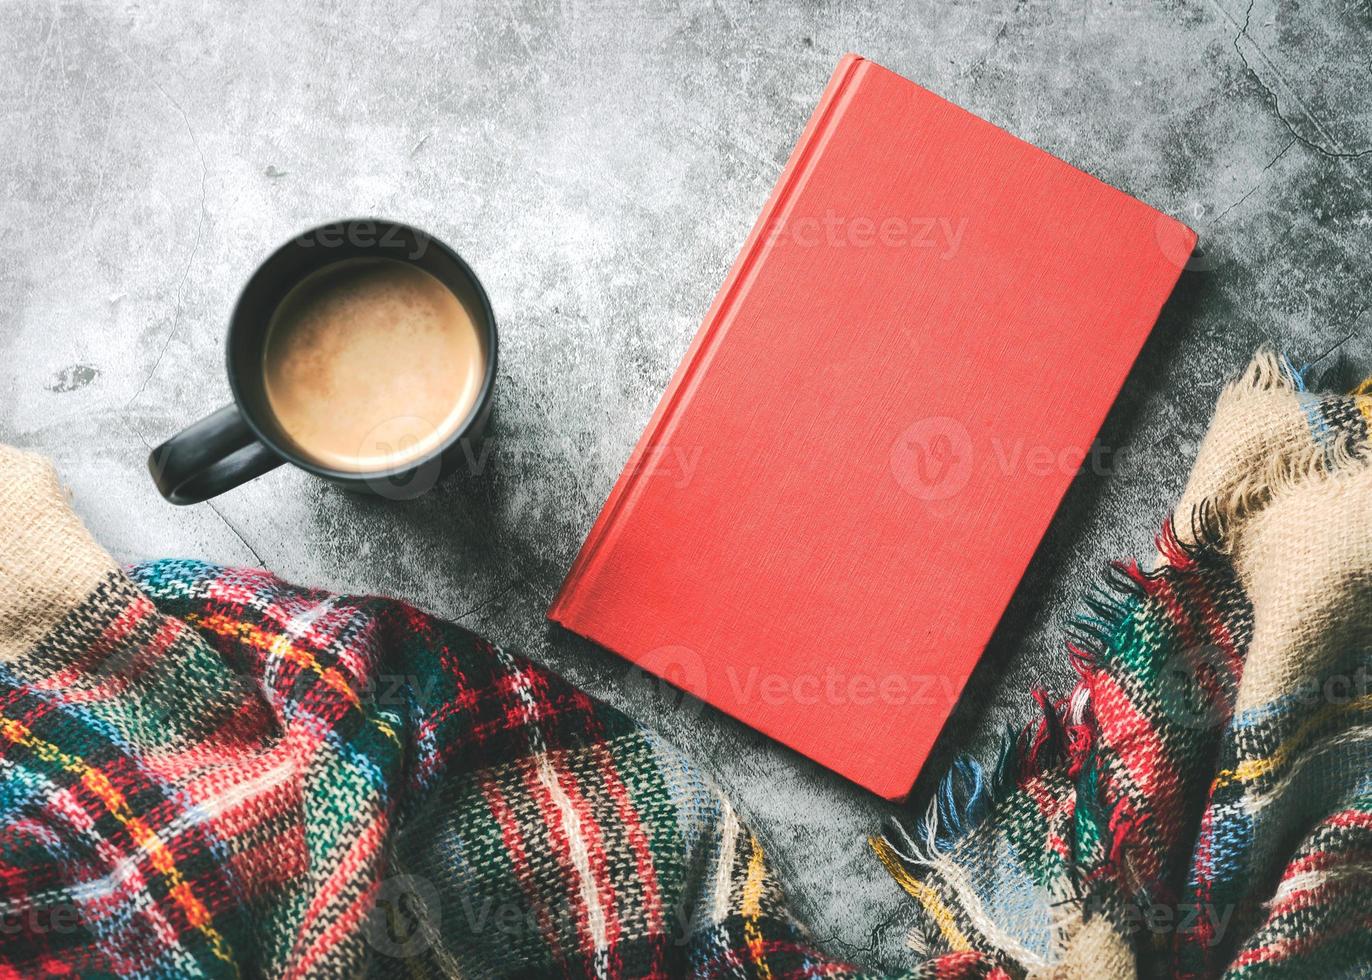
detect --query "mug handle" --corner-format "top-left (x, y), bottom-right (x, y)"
top-left (148, 405), bottom-right (283, 504)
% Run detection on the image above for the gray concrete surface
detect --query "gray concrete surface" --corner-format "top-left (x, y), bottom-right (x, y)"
top-left (2, 0), bottom-right (1369, 969)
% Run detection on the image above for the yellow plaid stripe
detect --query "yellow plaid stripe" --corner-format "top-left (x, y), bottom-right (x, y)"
top-left (0, 716), bottom-right (236, 970)
top-left (870, 836), bottom-right (973, 952)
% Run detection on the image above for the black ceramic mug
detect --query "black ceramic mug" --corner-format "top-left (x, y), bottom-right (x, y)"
top-left (149, 219), bottom-right (497, 504)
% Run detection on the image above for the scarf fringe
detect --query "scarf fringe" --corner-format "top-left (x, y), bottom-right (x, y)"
top-left (1194, 348), bottom-right (1372, 551)
top-left (873, 348), bottom-right (1372, 965)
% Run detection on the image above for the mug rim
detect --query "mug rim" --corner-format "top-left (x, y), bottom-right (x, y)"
top-left (225, 218), bottom-right (499, 484)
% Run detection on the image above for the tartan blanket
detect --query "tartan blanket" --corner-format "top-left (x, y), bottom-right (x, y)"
top-left (0, 352), bottom-right (1368, 978)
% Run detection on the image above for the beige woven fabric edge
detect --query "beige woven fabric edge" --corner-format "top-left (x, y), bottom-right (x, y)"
top-left (1027, 914), bottom-right (1134, 980)
top-left (1174, 351), bottom-right (1372, 713)
top-left (0, 446), bottom-right (117, 662)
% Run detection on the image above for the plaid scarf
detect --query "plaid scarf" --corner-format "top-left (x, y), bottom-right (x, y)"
top-left (0, 449), bottom-right (859, 977)
top-left (873, 352), bottom-right (1372, 978)
top-left (1, 352), bottom-right (1369, 978)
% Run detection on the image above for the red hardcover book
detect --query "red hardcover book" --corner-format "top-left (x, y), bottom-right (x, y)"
top-left (549, 54), bottom-right (1195, 799)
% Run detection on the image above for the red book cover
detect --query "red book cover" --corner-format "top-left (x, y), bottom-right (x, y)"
top-left (549, 54), bottom-right (1195, 799)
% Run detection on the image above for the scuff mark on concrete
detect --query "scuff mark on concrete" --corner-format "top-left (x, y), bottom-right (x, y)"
top-left (47, 363), bottom-right (100, 393)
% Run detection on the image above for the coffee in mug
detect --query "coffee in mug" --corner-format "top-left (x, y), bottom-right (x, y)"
top-left (262, 258), bottom-right (486, 473)
top-left (148, 219), bottom-right (498, 504)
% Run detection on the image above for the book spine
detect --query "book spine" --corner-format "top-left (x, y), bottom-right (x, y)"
top-left (548, 53), bottom-right (869, 625)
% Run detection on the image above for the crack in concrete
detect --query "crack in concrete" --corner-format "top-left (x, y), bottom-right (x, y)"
top-left (1305, 305), bottom-right (1367, 370)
top-left (206, 501), bottom-right (267, 568)
top-left (1229, 0), bottom-right (1372, 160)
top-left (118, 416), bottom-right (266, 568)
top-left (813, 904), bottom-right (904, 958)
top-left (1208, 136), bottom-right (1296, 227)
top-left (455, 579), bottom-right (524, 621)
